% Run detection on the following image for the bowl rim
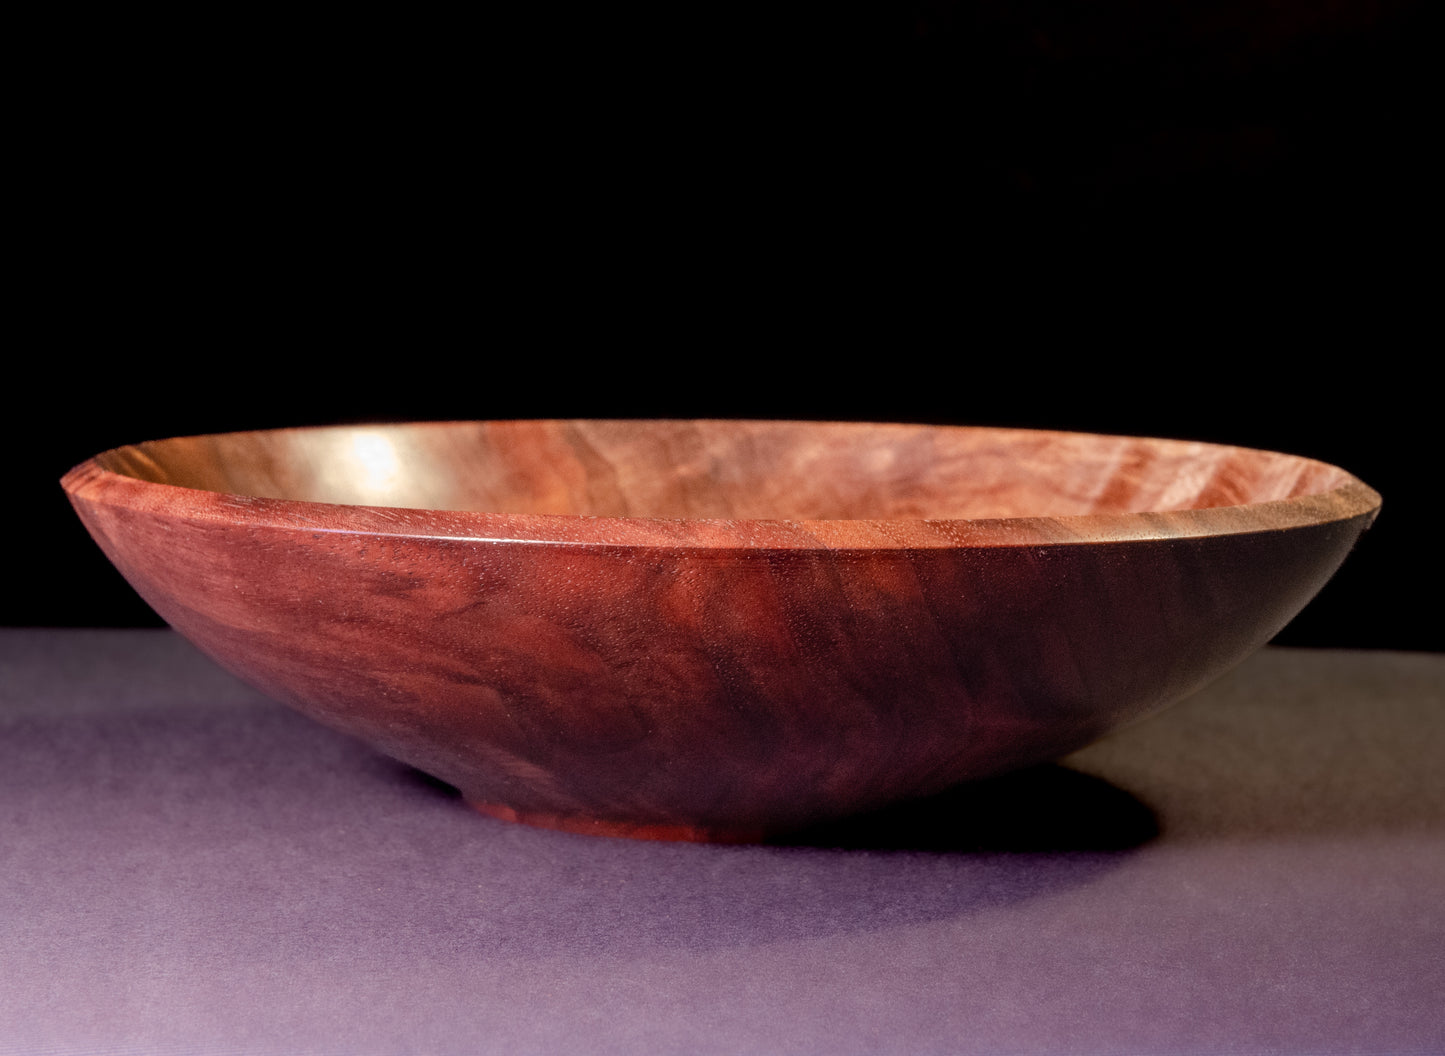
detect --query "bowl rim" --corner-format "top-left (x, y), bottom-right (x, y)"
top-left (61, 419), bottom-right (1382, 552)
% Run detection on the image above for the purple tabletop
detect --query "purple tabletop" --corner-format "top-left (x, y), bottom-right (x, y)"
top-left (2, 629), bottom-right (1442, 1055)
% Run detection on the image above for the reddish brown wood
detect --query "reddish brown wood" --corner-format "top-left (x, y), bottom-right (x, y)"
top-left (62, 421), bottom-right (1380, 841)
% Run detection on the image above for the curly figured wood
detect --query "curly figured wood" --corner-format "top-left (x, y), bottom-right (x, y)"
top-left (64, 421), bottom-right (1379, 841)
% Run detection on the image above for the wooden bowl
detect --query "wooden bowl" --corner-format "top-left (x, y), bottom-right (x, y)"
top-left (62, 421), bottom-right (1379, 842)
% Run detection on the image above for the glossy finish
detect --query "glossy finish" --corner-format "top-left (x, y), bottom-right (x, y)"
top-left (62, 421), bottom-right (1380, 841)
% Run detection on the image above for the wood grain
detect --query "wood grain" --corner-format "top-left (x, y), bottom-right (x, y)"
top-left (63, 421), bottom-right (1380, 841)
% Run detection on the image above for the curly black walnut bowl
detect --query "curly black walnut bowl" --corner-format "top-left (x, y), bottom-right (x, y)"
top-left (62, 420), bottom-right (1379, 841)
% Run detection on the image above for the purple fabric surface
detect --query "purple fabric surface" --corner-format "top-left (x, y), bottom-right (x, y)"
top-left (2, 630), bottom-right (1443, 1055)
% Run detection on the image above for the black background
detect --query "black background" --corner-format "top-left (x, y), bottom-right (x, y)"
top-left (15, 2), bottom-right (1433, 649)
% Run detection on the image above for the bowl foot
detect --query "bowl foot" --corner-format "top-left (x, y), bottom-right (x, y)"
top-left (468, 800), bottom-right (768, 844)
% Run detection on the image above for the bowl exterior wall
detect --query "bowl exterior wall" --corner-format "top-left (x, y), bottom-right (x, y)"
top-left (66, 483), bottom-right (1372, 837)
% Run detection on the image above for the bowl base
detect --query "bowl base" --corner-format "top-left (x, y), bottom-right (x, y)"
top-left (468, 800), bottom-right (768, 844)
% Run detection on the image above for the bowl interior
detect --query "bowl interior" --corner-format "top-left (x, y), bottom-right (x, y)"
top-left (92, 420), bottom-right (1353, 522)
